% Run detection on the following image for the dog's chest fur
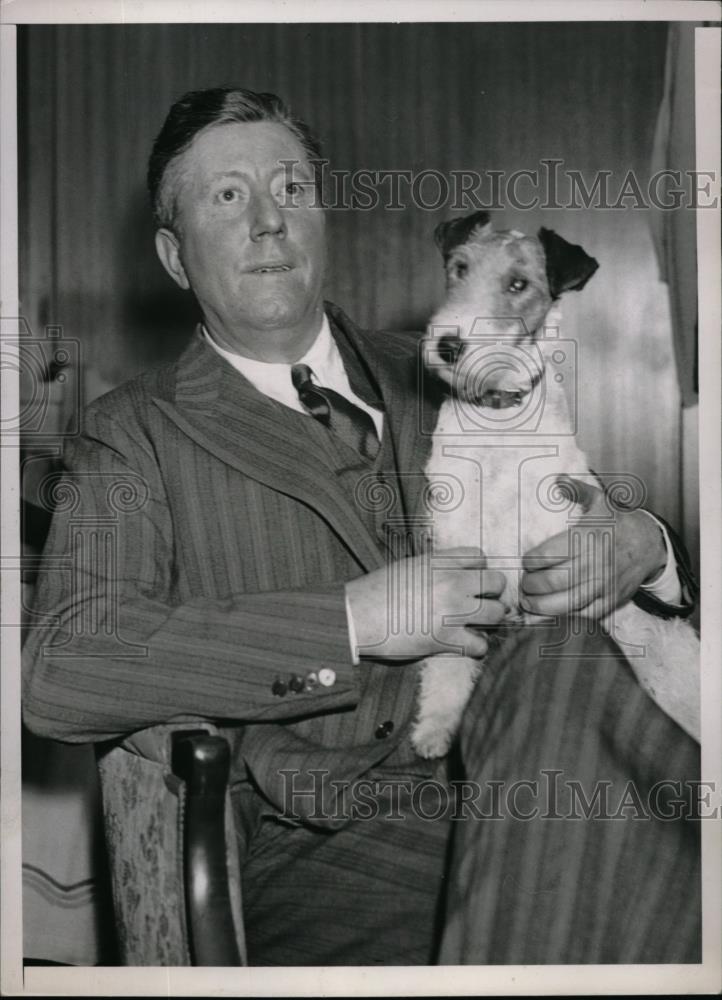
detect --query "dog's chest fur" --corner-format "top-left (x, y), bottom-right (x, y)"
top-left (426, 363), bottom-right (586, 609)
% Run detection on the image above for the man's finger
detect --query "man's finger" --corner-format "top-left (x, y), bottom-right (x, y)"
top-left (460, 630), bottom-right (489, 659)
top-left (435, 546), bottom-right (487, 568)
top-left (478, 569), bottom-right (506, 598)
top-left (577, 596), bottom-right (617, 621)
top-left (523, 503), bottom-right (607, 570)
top-left (451, 568), bottom-right (504, 600)
top-left (464, 598), bottom-right (508, 628)
top-left (440, 568), bottom-right (506, 604)
top-left (522, 531), bottom-right (573, 571)
top-left (520, 564), bottom-right (574, 596)
top-left (520, 578), bottom-right (600, 617)
top-left (443, 597), bottom-right (507, 629)
top-left (555, 474), bottom-right (606, 514)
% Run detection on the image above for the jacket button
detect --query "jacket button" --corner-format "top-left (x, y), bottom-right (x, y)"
top-left (375, 720), bottom-right (394, 739)
top-left (304, 671), bottom-right (318, 691)
top-left (272, 679), bottom-right (288, 697)
top-left (318, 668), bottom-right (336, 687)
top-left (289, 674), bottom-right (305, 693)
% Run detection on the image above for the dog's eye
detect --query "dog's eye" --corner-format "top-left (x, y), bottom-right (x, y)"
top-left (508, 277), bottom-right (528, 292)
top-left (451, 261), bottom-right (468, 279)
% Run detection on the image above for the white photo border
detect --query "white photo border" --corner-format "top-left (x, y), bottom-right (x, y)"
top-left (1, 3), bottom-right (720, 996)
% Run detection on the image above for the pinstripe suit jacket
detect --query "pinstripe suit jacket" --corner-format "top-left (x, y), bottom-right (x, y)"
top-left (22, 302), bottom-right (695, 828)
top-left (22, 304), bottom-right (443, 826)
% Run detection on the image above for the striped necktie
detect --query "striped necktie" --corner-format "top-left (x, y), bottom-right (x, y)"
top-left (291, 363), bottom-right (380, 461)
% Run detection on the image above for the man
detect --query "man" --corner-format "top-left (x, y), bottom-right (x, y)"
top-left (22, 88), bottom-right (700, 966)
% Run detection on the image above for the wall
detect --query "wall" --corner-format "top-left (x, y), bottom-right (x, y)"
top-left (18, 21), bottom-right (692, 536)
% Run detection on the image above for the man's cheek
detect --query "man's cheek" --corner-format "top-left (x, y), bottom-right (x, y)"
top-left (297, 208), bottom-right (325, 241)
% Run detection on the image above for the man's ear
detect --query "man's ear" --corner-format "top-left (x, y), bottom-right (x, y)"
top-left (537, 227), bottom-right (599, 299)
top-left (434, 211), bottom-right (492, 261)
top-left (155, 228), bottom-right (190, 290)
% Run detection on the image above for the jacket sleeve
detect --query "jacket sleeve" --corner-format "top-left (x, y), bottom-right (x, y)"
top-left (632, 512), bottom-right (699, 620)
top-left (22, 406), bottom-right (361, 743)
top-left (591, 469), bottom-right (698, 621)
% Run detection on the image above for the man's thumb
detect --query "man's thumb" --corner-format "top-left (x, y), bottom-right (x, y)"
top-left (437, 545), bottom-right (487, 566)
top-left (555, 475), bottom-right (602, 514)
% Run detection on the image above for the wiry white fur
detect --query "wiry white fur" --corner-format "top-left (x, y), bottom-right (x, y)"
top-left (412, 308), bottom-right (700, 758)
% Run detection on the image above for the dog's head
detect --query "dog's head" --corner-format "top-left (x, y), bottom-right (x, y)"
top-left (426, 210), bottom-right (598, 398)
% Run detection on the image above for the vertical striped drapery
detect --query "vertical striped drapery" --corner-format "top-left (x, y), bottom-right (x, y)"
top-left (19, 22), bottom-right (688, 533)
top-left (649, 21), bottom-right (699, 409)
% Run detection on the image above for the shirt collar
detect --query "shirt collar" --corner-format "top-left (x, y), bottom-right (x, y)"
top-left (202, 314), bottom-right (340, 392)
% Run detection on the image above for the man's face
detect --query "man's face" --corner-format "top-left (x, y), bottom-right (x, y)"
top-left (157, 120), bottom-right (326, 355)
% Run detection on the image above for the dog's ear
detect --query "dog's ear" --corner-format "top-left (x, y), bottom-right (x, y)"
top-left (434, 211), bottom-right (492, 260)
top-left (538, 227), bottom-right (599, 299)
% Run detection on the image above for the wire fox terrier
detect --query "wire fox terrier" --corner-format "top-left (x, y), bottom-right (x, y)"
top-left (411, 210), bottom-right (700, 758)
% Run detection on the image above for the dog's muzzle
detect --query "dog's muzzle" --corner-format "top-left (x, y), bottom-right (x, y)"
top-left (455, 363), bottom-right (544, 408)
top-left (430, 334), bottom-right (546, 408)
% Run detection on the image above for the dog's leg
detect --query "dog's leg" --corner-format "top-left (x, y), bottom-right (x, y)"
top-left (411, 655), bottom-right (482, 758)
top-left (603, 602), bottom-right (700, 741)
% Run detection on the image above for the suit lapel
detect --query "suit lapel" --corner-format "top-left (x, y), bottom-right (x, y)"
top-left (151, 309), bottom-right (439, 568)
top-left (327, 305), bottom-right (438, 542)
top-left (151, 330), bottom-right (387, 573)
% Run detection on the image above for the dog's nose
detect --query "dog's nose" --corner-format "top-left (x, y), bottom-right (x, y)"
top-left (437, 336), bottom-right (464, 365)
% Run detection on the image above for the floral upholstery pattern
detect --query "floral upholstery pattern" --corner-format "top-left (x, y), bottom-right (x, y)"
top-left (97, 721), bottom-right (245, 965)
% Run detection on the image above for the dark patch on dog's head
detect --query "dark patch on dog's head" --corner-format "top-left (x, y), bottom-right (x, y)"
top-left (537, 227), bottom-right (599, 299)
top-left (434, 211), bottom-right (492, 261)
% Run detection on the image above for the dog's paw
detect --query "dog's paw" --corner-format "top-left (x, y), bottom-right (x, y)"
top-left (410, 718), bottom-right (455, 759)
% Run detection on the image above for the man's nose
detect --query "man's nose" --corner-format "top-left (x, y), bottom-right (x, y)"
top-left (249, 192), bottom-right (285, 241)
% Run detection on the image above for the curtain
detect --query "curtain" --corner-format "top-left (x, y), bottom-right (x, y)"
top-left (649, 22), bottom-right (699, 408)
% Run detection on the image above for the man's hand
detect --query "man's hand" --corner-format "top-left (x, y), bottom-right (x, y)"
top-left (520, 476), bottom-right (667, 620)
top-left (346, 547), bottom-right (507, 660)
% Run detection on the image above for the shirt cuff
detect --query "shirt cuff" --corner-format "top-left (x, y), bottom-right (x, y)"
top-left (637, 510), bottom-right (683, 606)
top-left (345, 591), bottom-right (361, 665)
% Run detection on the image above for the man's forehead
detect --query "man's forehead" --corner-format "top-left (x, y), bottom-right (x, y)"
top-left (182, 120), bottom-right (313, 178)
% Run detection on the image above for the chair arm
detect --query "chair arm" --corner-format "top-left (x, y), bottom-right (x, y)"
top-left (171, 731), bottom-right (243, 966)
top-left (97, 722), bottom-right (246, 966)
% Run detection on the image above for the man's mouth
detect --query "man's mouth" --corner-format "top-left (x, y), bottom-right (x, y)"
top-left (248, 264), bottom-right (293, 274)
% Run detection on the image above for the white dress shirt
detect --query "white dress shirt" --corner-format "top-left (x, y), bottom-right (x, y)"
top-left (204, 314), bottom-right (383, 439)
top-left (203, 314), bottom-right (683, 662)
top-left (636, 510), bottom-right (683, 604)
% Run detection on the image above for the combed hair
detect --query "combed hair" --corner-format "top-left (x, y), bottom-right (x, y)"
top-left (147, 87), bottom-right (324, 230)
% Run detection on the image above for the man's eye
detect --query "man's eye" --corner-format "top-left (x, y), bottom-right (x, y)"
top-left (284, 181), bottom-right (313, 203)
top-left (218, 188), bottom-right (240, 204)
top-left (509, 277), bottom-right (528, 292)
top-left (451, 261), bottom-right (468, 279)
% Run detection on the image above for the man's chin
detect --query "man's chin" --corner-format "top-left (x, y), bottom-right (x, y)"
top-left (238, 290), bottom-right (318, 331)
